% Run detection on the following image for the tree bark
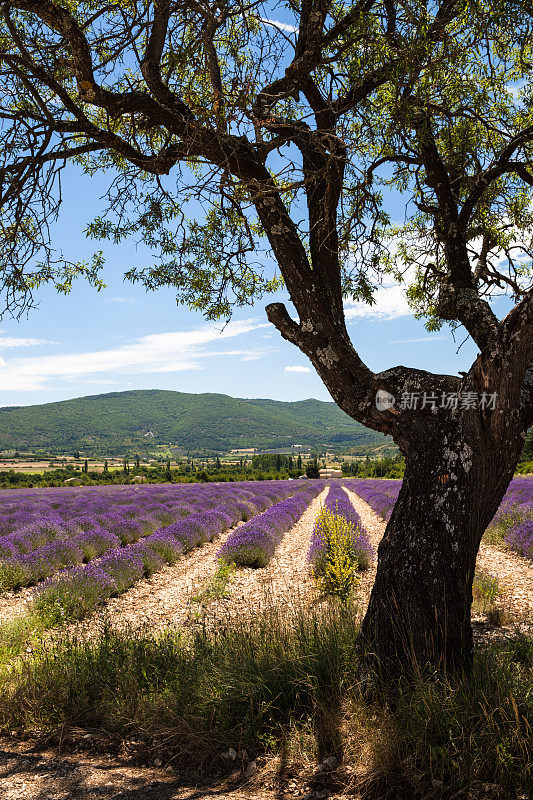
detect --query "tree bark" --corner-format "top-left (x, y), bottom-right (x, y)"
top-left (360, 406), bottom-right (525, 676)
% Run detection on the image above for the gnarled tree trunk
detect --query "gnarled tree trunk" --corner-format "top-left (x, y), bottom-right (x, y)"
top-left (360, 410), bottom-right (524, 674)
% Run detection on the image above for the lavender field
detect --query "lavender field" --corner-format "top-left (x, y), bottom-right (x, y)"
top-left (0, 480), bottom-right (321, 622)
top-left (0, 474), bottom-right (531, 632)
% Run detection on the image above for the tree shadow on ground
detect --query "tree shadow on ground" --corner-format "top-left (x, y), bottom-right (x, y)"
top-left (0, 747), bottom-right (263, 800)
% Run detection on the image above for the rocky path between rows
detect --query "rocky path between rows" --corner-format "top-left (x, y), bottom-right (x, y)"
top-left (0, 584), bottom-right (35, 626)
top-left (343, 488), bottom-right (384, 617)
top-left (477, 541), bottom-right (533, 618)
top-left (198, 486), bottom-right (329, 625)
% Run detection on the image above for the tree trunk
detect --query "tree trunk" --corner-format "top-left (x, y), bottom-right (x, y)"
top-left (360, 411), bottom-right (525, 676)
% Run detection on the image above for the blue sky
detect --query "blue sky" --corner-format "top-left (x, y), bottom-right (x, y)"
top-left (0, 158), bottom-right (501, 408)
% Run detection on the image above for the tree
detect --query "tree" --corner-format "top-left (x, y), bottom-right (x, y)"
top-left (522, 429), bottom-right (533, 461)
top-left (297, 455), bottom-right (303, 472)
top-left (0, 0), bottom-right (532, 675)
top-left (306, 463), bottom-right (320, 479)
top-left (83, 458), bottom-right (88, 474)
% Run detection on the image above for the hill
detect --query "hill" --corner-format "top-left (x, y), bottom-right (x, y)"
top-left (0, 390), bottom-right (390, 455)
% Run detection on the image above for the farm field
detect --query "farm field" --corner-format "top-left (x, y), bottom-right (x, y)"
top-left (2, 477), bottom-right (530, 634)
top-left (0, 476), bottom-right (531, 800)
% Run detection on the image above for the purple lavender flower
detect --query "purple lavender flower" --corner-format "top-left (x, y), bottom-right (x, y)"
top-left (76, 528), bottom-right (121, 560)
top-left (34, 563), bottom-right (118, 622)
top-left (162, 519), bottom-right (209, 551)
top-left (506, 519), bottom-right (533, 558)
top-left (99, 550), bottom-right (145, 593)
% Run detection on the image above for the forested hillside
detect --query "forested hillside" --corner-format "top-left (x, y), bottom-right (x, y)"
top-left (0, 390), bottom-right (389, 455)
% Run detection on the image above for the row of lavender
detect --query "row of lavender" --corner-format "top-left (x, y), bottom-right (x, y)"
top-left (0, 482), bottom-right (312, 592)
top-left (345, 479), bottom-right (400, 523)
top-left (219, 482), bottom-right (325, 567)
top-left (308, 483), bottom-right (374, 571)
top-left (348, 477), bottom-right (533, 560)
top-left (487, 477), bottom-right (533, 558)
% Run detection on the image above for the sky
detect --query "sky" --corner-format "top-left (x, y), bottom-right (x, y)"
top-left (0, 12), bottom-right (518, 409)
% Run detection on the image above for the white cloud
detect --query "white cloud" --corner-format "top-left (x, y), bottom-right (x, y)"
top-left (344, 284), bottom-right (412, 320)
top-left (74, 379), bottom-right (118, 386)
top-left (104, 296), bottom-right (138, 304)
top-left (285, 365), bottom-right (311, 373)
top-left (388, 336), bottom-right (447, 344)
top-left (0, 336), bottom-right (48, 349)
top-left (0, 319), bottom-right (268, 392)
top-left (260, 17), bottom-right (298, 33)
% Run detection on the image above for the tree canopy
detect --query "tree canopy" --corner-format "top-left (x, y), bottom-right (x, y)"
top-left (0, 1), bottom-right (530, 324)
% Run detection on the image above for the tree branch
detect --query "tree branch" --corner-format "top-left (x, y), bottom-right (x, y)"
top-left (436, 285), bottom-right (499, 351)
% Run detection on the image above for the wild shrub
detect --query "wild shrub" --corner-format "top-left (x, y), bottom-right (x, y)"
top-left (311, 508), bottom-right (369, 602)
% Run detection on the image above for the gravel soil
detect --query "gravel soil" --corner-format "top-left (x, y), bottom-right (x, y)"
top-left (0, 737), bottom-right (354, 800)
top-left (0, 586), bottom-right (34, 626)
top-left (0, 740), bottom-right (273, 800)
top-left (477, 541), bottom-right (533, 618)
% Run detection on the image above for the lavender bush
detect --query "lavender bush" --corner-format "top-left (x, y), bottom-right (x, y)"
top-left (486, 478), bottom-right (533, 554)
top-left (505, 519), bottom-right (533, 559)
top-left (34, 564), bottom-right (118, 623)
top-left (345, 479), bottom-right (400, 522)
top-left (308, 483), bottom-right (374, 574)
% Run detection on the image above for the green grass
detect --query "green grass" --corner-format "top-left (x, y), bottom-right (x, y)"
top-left (0, 605), bottom-right (531, 797)
top-left (0, 609), bottom-right (52, 672)
top-left (0, 604), bottom-right (358, 762)
top-left (190, 560), bottom-right (237, 603)
top-left (369, 635), bottom-right (533, 797)
top-left (472, 567), bottom-right (501, 613)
